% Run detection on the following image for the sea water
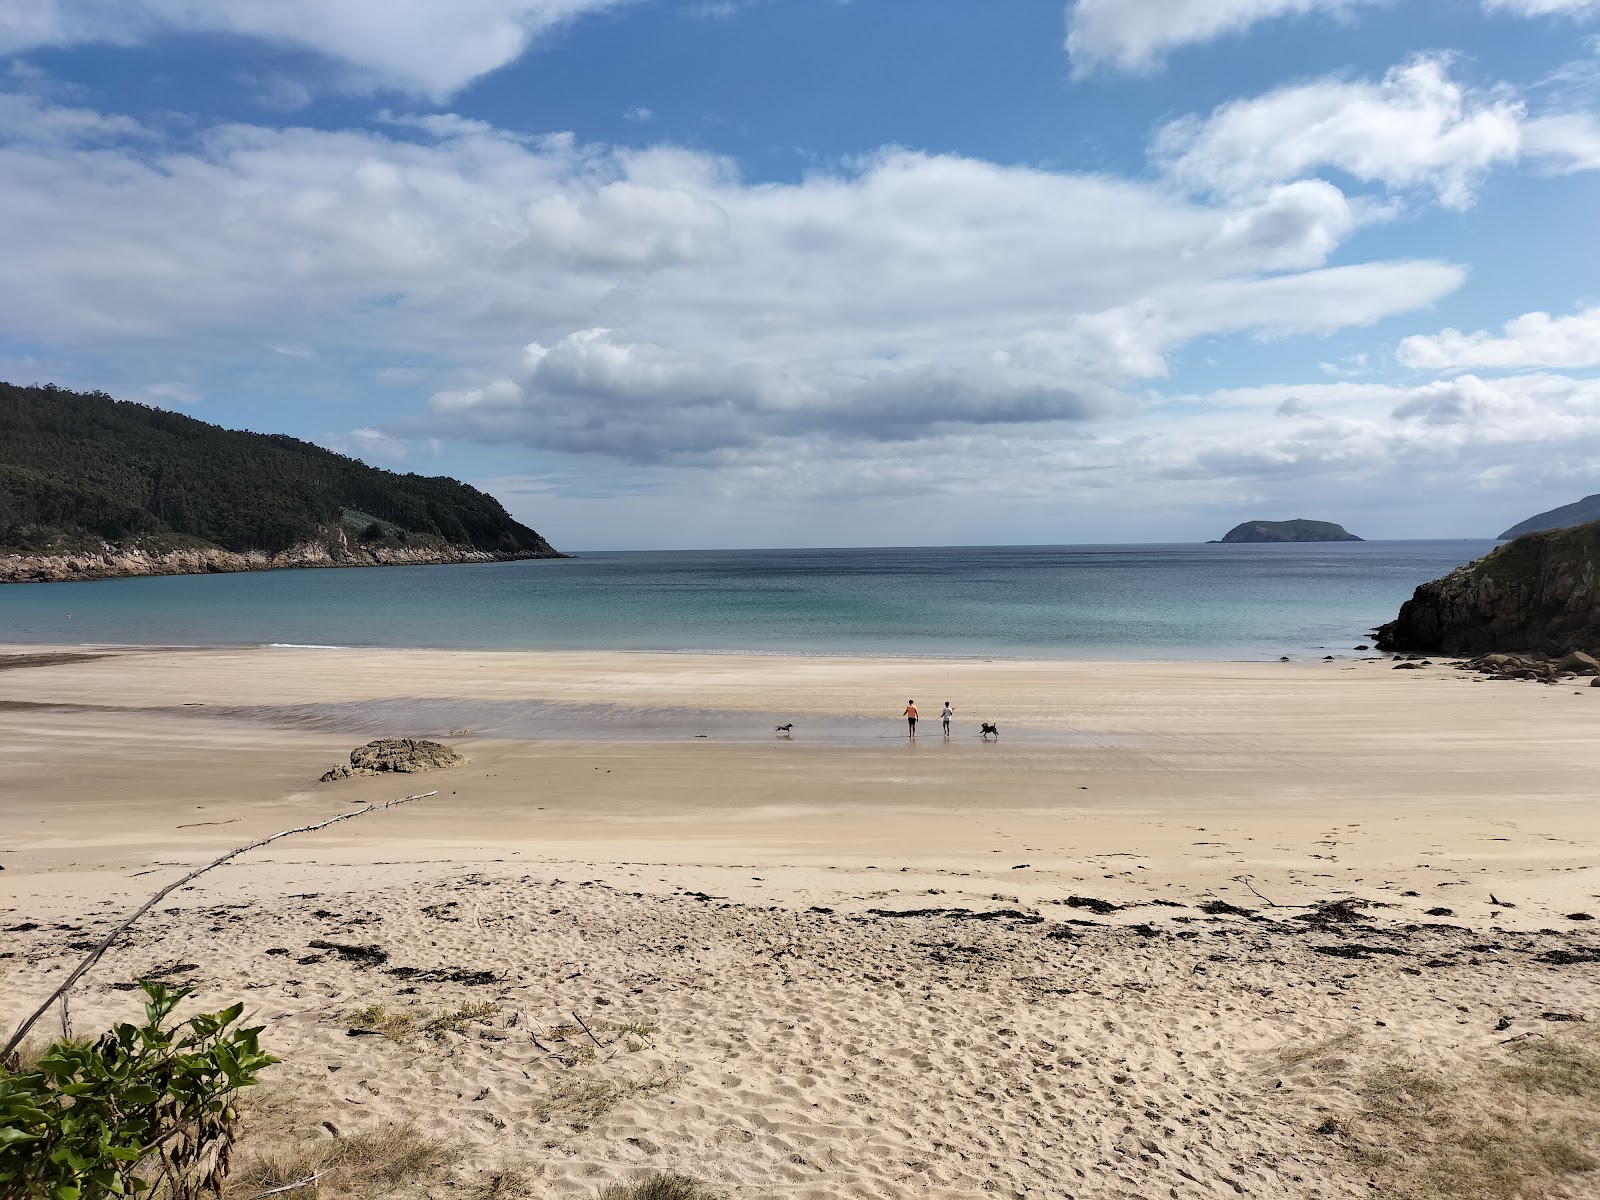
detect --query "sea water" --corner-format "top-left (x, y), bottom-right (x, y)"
top-left (0, 541), bottom-right (1492, 660)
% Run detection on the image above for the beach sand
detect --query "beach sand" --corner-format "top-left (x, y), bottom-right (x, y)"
top-left (3, 646), bottom-right (1599, 1198)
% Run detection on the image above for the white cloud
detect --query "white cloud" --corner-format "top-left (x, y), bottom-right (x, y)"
top-left (0, 0), bottom-right (634, 98)
top-left (0, 94), bottom-right (1469, 469)
top-left (1484, 0), bottom-right (1600, 16)
top-left (141, 381), bottom-right (202, 405)
top-left (1398, 305), bottom-right (1600, 370)
top-left (1155, 55), bottom-right (1525, 208)
top-left (1523, 111), bottom-right (1600, 170)
top-left (589, 371), bottom-right (1600, 532)
top-left (1065, 0), bottom-right (1600, 77)
top-left (622, 106), bottom-right (656, 122)
top-left (1065, 0), bottom-right (1382, 75)
top-left (337, 427), bottom-right (411, 462)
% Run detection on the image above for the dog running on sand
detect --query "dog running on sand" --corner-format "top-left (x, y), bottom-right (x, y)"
top-left (775, 723), bottom-right (794, 735)
top-left (980, 723), bottom-right (999, 740)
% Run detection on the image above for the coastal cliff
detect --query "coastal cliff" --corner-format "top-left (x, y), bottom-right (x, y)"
top-left (1, 381), bottom-right (563, 583)
top-left (1375, 520), bottom-right (1600, 655)
top-left (1214, 519), bottom-right (1362, 543)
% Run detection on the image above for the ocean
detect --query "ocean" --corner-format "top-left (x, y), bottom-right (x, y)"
top-left (0, 541), bottom-right (1491, 660)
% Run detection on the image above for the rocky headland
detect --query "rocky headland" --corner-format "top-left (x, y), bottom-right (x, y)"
top-left (1213, 519), bottom-right (1362, 543)
top-left (1, 381), bottom-right (564, 584)
top-left (1498, 492), bottom-right (1600, 539)
top-left (0, 537), bottom-right (557, 585)
top-left (1376, 520), bottom-right (1600, 656)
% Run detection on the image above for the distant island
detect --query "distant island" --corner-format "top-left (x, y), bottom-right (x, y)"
top-left (0, 381), bottom-right (563, 584)
top-left (1210, 519), bottom-right (1363, 544)
top-left (1497, 494), bottom-right (1600, 540)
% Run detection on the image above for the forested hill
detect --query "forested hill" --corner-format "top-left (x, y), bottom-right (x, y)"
top-left (0, 382), bottom-right (561, 562)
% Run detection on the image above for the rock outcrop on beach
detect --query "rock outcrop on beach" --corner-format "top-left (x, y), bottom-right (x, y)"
top-left (1213, 519), bottom-right (1363, 543)
top-left (1454, 650), bottom-right (1600, 682)
top-left (1376, 520), bottom-right (1600, 656)
top-left (1497, 493), bottom-right (1600, 540)
top-left (320, 738), bottom-right (464, 782)
top-left (1, 381), bottom-right (564, 584)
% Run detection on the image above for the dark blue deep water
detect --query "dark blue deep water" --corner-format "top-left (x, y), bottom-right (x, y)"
top-left (0, 541), bottom-right (1494, 660)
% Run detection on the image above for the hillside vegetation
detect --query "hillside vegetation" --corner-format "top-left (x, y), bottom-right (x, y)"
top-left (1498, 494), bottom-right (1600, 540)
top-left (0, 382), bottom-right (558, 560)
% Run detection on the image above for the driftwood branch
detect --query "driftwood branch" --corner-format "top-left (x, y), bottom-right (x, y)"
top-left (246, 1167), bottom-right (336, 1198)
top-left (4, 791), bottom-right (437, 1058)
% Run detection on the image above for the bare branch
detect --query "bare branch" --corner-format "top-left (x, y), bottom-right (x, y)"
top-left (4, 791), bottom-right (437, 1058)
top-left (246, 1167), bottom-right (336, 1198)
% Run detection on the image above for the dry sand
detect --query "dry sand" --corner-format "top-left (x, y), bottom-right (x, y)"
top-left (3, 646), bottom-right (1599, 1198)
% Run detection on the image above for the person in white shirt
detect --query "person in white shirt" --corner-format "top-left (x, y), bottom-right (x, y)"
top-left (941, 701), bottom-right (954, 739)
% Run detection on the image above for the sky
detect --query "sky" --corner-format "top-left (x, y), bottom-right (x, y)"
top-left (2, 1), bottom-right (1599, 550)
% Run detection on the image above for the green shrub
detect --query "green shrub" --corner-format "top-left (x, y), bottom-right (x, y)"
top-left (0, 980), bottom-right (277, 1199)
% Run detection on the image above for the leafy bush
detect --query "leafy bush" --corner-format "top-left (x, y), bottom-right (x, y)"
top-left (0, 981), bottom-right (277, 1200)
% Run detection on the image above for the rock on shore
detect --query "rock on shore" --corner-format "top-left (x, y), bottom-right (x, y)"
top-left (1376, 521), bottom-right (1600, 656)
top-left (320, 738), bottom-right (464, 782)
top-left (0, 540), bottom-right (556, 585)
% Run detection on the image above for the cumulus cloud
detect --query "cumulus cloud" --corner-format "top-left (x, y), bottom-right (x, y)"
top-left (1155, 55), bottom-right (1525, 208)
top-left (0, 93), bottom-right (1467, 468)
top-left (1398, 306), bottom-right (1600, 370)
top-left (1065, 0), bottom-right (1382, 75)
top-left (0, 0), bottom-right (634, 98)
top-left (322, 427), bottom-right (412, 462)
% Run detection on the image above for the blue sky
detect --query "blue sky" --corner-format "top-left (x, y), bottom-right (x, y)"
top-left (3, 0), bottom-right (1599, 548)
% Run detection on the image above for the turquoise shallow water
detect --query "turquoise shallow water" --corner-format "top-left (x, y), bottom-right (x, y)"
top-left (0, 541), bottom-right (1492, 660)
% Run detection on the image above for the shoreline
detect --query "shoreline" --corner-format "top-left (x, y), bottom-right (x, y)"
top-left (3, 639), bottom-right (1392, 664)
top-left (0, 542), bottom-right (566, 585)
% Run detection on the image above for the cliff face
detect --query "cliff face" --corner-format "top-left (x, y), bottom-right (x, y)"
top-left (1217, 519), bottom-right (1362, 543)
top-left (0, 536), bottom-right (558, 585)
top-left (1375, 521), bottom-right (1600, 655)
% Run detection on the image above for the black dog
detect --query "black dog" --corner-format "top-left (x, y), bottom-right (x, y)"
top-left (979, 722), bottom-right (999, 740)
top-left (775, 723), bottom-right (794, 735)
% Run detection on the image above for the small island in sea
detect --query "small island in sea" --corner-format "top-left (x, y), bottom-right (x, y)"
top-left (0, 381), bottom-right (563, 584)
top-left (1210, 518), bottom-right (1363, 543)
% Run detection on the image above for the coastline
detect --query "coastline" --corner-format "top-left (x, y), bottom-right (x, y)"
top-left (6, 644), bottom-right (1598, 1197)
top-left (0, 541), bottom-right (566, 585)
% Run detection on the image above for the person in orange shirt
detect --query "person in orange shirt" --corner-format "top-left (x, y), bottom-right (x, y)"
top-left (903, 699), bottom-right (918, 739)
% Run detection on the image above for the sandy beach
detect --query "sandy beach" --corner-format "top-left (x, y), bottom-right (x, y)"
top-left (4, 646), bottom-right (1599, 1199)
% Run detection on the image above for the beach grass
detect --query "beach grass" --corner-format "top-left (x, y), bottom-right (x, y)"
top-left (596, 1174), bottom-right (722, 1200)
top-left (534, 1068), bottom-right (685, 1131)
top-left (1297, 1029), bottom-right (1600, 1200)
top-left (226, 1122), bottom-right (459, 1199)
